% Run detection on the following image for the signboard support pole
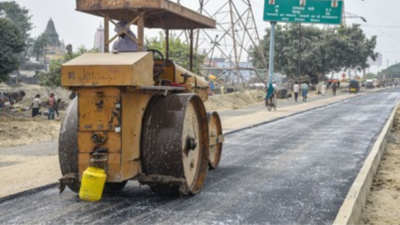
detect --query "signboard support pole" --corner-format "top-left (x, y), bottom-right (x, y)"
top-left (298, 23), bottom-right (302, 82)
top-left (268, 21), bottom-right (276, 84)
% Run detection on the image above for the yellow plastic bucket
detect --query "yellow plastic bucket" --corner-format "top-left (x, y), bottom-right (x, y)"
top-left (79, 167), bottom-right (107, 201)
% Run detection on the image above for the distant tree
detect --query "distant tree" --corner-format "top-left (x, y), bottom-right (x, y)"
top-left (250, 24), bottom-right (377, 82)
top-left (145, 32), bottom-right (206, 75)
top-left (377, 63), bottom-right (400, 80)
top-left (336, 24), bottom-right (378, 70)
top-left (365, 73), bottom-right (377, 79)
top-left (0, 2), bottom-right (32, 43)
top-left (32, 33), bottom-right (49, 63)
top-left (0, 2), bottom-right (33, 82)
top-left (0, 18), bottom-right (25, 82)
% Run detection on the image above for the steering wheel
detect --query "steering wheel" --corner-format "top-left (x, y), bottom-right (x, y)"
top-left (147, 49), bottom-right (165, 78)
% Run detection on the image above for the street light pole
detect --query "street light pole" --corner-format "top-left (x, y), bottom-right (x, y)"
top-left (268, 22), bottom-right (277, 85)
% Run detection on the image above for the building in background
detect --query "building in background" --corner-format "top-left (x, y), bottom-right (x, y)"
top-left (94, 23), bottom-right (104, 52)
top-left (44, 18), bottom-right (65, 57)
top-left (203, 55), bottom-right (256, 85)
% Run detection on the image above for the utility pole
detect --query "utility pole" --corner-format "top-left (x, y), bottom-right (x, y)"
top-left (189, 0), bottom-right (267, 85)
top-left (206, 35), bottom-right (219, 78)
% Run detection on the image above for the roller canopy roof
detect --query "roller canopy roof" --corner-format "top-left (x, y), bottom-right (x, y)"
top-left (76, 0), bottom-right (216, 29)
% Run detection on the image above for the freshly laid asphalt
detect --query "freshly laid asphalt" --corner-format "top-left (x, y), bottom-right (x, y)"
top-left (0, 88), bottom-right (398, 224)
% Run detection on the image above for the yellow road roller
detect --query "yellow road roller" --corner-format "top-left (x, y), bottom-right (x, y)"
top-left (58, 0), bottom-right (224, 200)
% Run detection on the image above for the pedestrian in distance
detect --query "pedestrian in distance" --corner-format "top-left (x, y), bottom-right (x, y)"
top-left (293, 81), bottom-right (300, 102)
top-left (0, 91), bottom-right (5, 110)
top-left (2, 96), bottom-right (10, 112)
top-left (31, 94), bottom-right (41, 117)
top-left (301, 82), bottom-right (309, 102)
top-left (0, 92), bottom-right (11, 114)
top-left (332, 82), bottom-right (337, 96)
top-left (321, 82), bottom-right (327, 96)
top-left (47, 93), bottom-right (56, 120)
top-left (0, 91), bottom-right (4, 109)
top-left (54, 99), bottom-right (61, 118)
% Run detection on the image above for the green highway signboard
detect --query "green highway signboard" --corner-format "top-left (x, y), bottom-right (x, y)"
top-left (263, 0), bottom-right (343, 25)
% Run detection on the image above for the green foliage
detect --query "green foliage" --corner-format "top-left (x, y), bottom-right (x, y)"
top-left (0, 1), bottom-right (33, 68)
top-left (336, 24), bottom-right (378, 69)
top-left (32, 33), bottom-right (49, 63)
top-left (251, 24), bottom-right (377, 81)
top-left (0, 2), bottom-right (32, 43)
top-left (365, 73), bottom-right (376, 79)
top-left (38, 46), bottom-right (98, 87)
top-left (39, 58), bottom-right (62, 87)
top-left (377, 63), bottom-right (400, 80)
top-left (0, 18), bottom-right (25, 82)
top-left (145, 32), bottom-right (206, 75)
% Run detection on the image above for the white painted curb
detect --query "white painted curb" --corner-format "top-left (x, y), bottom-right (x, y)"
top-left (333, 101), bottom-right (400, 225)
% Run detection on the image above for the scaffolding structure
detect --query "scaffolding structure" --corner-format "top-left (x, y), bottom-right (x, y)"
top-left (175, 0), bottom-right (268, 86)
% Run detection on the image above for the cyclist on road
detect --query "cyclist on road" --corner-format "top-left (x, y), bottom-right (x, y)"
top-left (265, 81), bottom-right (278, 107)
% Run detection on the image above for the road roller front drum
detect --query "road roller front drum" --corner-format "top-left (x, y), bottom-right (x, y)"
top-left (59, 97), bottom-right (80, 193)
top-left (141, 94), bottom-right (209, 195)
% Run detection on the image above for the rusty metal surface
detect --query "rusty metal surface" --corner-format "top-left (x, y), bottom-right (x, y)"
top-left (141, 94), bottom-right (209, 194)
top-left (77, 87), bottom-right (121, 132)
top-left (76, 0), bottom-right (216, 29)
top-left (61, 52), bottom-right (153, 87)
top-left (76, 87), bottom-right (123, 181)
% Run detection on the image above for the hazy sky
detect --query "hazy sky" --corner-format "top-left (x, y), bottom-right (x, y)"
top-left (10, 0), bottom-right (400, 73)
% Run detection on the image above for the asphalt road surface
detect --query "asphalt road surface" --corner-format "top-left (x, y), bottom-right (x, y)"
top-left (0, 89), bottom-right (398, 224)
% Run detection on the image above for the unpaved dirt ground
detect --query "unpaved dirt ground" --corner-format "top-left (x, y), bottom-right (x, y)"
top-left (361, 107), bottom-right (400, 224)
top-left (0, 115), bottom-right (60, 148)
top-left (0, 84), bottom-right (265, 148)
top-left (0, 83), bottom-right (69, 147)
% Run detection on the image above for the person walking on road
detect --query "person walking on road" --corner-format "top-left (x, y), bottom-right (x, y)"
top-left (332, 82), bottom-right (337, 96)
top-left (0, 91), bottom-right (4, 109)
top-left (293, 81), bottom-right (300, 102)
top-left (321, 82), bottom-right (327, 96)
top-left (301, 82), bottom-right (309, 102)
top-left (31, 94), bottom-right (41, 117)
top-left (54, 99), bottom-right (61, 118)
top-left (47, 93), bottom-right (56, 120)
